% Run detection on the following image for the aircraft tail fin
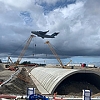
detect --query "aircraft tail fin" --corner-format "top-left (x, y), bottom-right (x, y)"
top-left (51, 32), bottom-right (59, 37)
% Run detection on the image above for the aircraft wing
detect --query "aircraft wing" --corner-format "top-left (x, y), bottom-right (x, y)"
top-left (31, 30), bottom-right (49, 35)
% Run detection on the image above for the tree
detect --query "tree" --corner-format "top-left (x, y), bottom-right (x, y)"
top-left (21, 61), bottom-right (31, 65)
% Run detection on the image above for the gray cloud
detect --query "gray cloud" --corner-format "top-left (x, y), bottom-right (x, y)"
top-left (0, 0), bottom-right (100, 60)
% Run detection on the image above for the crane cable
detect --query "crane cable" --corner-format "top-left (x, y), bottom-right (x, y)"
top-left (32, 37), bottom-right (37, 57)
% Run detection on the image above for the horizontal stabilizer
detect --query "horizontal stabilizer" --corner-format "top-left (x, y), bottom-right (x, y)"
top-left (51, 32), bottom-right (59, 37)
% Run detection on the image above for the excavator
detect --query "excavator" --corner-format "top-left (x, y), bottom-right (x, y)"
top-left (45, 41), bottom-right (72, 68)
top-left (8, 34), bottom-right (35, 71)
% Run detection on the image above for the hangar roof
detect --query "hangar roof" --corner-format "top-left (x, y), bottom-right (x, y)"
top-left (30, 67), bottom-right (100, 94)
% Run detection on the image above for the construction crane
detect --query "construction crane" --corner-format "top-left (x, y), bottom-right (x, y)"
top-left (16, 34), bottom-right (35, 66)
top-left (8, 56), bottom-right (13, 64)
top-left (45, 41), bottom-right (64, 68)
top-left (9, 34), bottom-right (35, 71)
top-left (66, 60), bottom-right (72, 66)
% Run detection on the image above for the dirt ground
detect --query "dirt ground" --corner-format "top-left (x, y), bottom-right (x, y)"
top-left (0, 67), bottom-right (40, 95)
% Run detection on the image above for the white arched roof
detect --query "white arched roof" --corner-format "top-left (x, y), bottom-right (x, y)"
top-left (30, 67), bottom-right (100, 94)
top-left (30, 67), bottom-right (80, 94)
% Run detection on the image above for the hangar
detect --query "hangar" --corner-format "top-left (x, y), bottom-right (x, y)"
top-left (30, 67), bottom-right (100, 95)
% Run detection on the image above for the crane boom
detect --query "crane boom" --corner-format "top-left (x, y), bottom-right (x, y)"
top-left (45, 41), bottom-right (64, 68)
top-left (66, 60), bottom-right (72, 66)
top-left (16, 34), bottom-right (35, 66)
top-left (8, 56), bottom-right (13, 64)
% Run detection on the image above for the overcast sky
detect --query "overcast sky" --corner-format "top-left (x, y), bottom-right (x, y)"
top-left (0, 0), bottom-right (100, 60)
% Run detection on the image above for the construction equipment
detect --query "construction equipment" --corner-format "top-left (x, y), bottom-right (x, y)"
top-left (16, 34), bottom-right (35, 65)
top-left (8, 34), bottom-right (35, 71)
top-left (6, 56), bottom-right (17, 70)
top-left (8, 56), bottom-right (13, 64)
top-left (66, 60), bottom-right (72, 66)
top-left (45, 41), bottom-right (64, 68)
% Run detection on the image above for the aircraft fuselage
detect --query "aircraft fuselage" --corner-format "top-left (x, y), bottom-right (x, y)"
top-left (31, 30), bottom-right (59, 39)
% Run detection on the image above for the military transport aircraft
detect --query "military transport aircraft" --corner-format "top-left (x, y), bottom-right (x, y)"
top-left (31, 30), bottom-right (59, 39)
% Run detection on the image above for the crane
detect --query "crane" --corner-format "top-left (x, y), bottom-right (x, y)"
top-left (45, 41), bottom-right (64, 68)
top-left (16, 34), bottom-right (35, 66)
top-left (8, 34), bottom-right (35, 71)
top-left (66, 60), bottom-right (72, 66)
top-left (8, 56), bottom-right (13, 64)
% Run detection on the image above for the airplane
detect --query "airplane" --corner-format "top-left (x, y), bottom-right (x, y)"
top-left (31, 30), bottom-right (59, 39)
